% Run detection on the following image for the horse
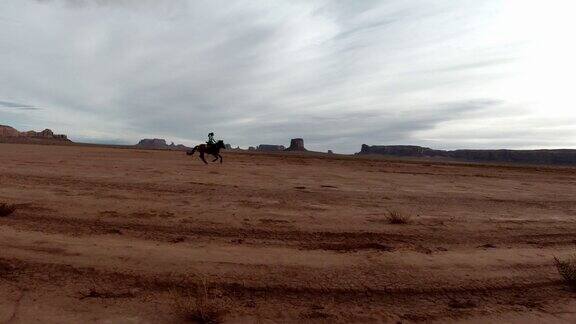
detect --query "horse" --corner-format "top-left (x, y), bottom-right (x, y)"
top-left (186, 140), bottom-right (225, 164)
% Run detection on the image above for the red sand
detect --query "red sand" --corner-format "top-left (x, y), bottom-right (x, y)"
top-left (1, 143), bottom-right (576, 323)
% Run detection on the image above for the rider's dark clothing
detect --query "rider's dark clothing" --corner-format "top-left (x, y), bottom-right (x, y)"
top-left (207, 133), bottom-right (216, 146)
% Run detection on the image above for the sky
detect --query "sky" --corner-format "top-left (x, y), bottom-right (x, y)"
top-left (1, 0), bottom-right (575, 153)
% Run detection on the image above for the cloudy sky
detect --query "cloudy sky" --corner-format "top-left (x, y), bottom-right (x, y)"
top-left (1, 0), bottom-right (575, 152)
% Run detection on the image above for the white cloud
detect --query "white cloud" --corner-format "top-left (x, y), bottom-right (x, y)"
top-left (0, 0), bottom-right (575, 152)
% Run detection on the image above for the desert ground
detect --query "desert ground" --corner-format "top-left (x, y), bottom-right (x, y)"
top-left (1, 143), bottom-right (576, 323)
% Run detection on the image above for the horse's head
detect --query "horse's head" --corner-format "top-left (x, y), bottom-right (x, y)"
top-left (216, 140), bottom-right (225, 148)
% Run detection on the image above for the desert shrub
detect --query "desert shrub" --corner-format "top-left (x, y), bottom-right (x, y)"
top-left (385, 209), bottom-right (411, 224)
top-left (0, 261), bottom-right (11, 274)
top-left (173, 281), bottom-right (227, 324)
top-left (0, 203), bottom-right (16, 217)
top-left (554, 256), bottom-right (576, 290)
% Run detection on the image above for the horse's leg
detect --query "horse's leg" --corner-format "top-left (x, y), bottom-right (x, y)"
top-left (211, 153), bottom-right (219, 162)
top-left (219, 154), bottom-right (223, 164)
top-left (200, 152), bottom-right (208, 164)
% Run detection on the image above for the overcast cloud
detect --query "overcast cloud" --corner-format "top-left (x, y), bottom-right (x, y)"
top-left (1, 0), bottom-right (575, 152)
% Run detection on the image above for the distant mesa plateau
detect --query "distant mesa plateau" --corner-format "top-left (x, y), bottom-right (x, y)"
top-left (256, 144), bottom-right (286, 152)
top-left (358, 144), bottom-right (576, 165)
top-left (3, 123), bottom-right (576, 166)
top-left (254, 138), bottom-right (308, 152)
top-left (0, 124), bottom-right (71, 144)
top-left (135, 138), bottom-right (190, 150)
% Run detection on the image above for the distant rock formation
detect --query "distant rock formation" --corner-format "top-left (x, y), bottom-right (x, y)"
top-left (257, 144), bottom-right (285, 151)
top-left (135, 138), bottom-right (189, 150)
top-left (248, 146), bottom-right (256, 151)
top-left (359, 145), bottom-right (436, 157)
top-left (358, 144), bottom-right (576, 166)
top-left (136, 138), bottom-right (168, 149)
top-left (285, 138), bottom-right (306, 151)
top-left (0, 125), bottom-right (70, 143)
top-left (0, 125), bottom-right (19, 138)
top-left (327, 150), bottom-right (334, 154)
top-left (169, 142), bottom-right (190, 150)
top-left (225, 144), bottom-right (232, 150)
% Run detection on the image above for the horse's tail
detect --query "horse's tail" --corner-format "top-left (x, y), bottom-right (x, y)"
top-left (186, 146), bottom-right (197, 156)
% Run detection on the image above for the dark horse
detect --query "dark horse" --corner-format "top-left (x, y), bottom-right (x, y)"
top-left (186, 140), bottom-right (225, 164)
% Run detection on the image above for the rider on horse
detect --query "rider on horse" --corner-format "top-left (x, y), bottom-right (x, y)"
top-left (187, 132), bottom-right (225, 164)
top-left (207, 132), bottom-right (216, 147)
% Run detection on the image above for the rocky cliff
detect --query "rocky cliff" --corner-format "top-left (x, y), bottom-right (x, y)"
top-left (359, 144), bottom-right (438, 157)
top-left (257, 144), bottom-right (286, 151)
top-left (358, 144), bottom-right (576, 166)
top-left (285, 138), bottom-right (307, 151)
top-left (0, 125), bottom-right (20, 138)
top-left (135, 139), bottom-right (190, 150)
top-left (0, 125), bottom-right (70, 143)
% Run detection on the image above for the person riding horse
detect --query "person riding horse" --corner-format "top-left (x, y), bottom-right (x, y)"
top-left (207, 132), bottom-right (216, 147)
top-left (186, 132), bottom-right (225, 164)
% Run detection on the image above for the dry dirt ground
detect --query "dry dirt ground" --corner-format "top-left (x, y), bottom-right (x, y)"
top-left (1, 143), bottom-right (576, 323)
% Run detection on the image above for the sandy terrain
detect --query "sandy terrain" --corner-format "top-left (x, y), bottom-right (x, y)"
top-left (1, 143), bottom-right (576, 323)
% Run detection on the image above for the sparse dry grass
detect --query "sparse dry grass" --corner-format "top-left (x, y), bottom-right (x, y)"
top-left (554, 256), bottom-right (576, 290)
top-left (0, 260), bottom-right (15, 279)
top-left (172, 280), bottom-right (227, 324)
top-left (0, 261), bottom-right (11, 274)
top-left (385, 209), bottom-right (411, 224)
top-left (0, 203), bottom-right (17, 217)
